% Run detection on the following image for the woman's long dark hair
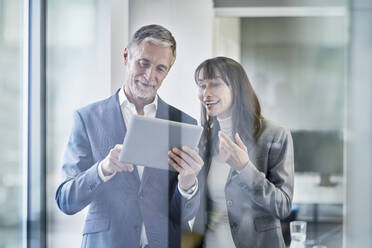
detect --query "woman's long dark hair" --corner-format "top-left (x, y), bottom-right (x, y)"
top-left (195, 57), bottom-right (263, 159)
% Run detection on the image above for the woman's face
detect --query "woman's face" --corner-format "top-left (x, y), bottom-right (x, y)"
top-left (197, 70), bottom-right (233, 119)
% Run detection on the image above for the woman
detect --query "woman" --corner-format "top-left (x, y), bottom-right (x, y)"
top-left (194, 57), bottom-right (294, 248)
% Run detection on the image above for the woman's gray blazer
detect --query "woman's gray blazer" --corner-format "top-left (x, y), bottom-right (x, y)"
top-left (194, 119), bottom-right (294, 248)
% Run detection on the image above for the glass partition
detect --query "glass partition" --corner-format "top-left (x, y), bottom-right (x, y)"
top-left (46, 0), bottom-right (110, 247)
top-left (214, 13), bottom-right (347, 247)
top-left (0, 0), bottom-right (25, 247)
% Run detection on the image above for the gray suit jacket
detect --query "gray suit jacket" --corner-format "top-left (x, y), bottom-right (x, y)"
top-left (195, 119), bottom-right (294, 248)
top-left (55, 90), bottom-right (200, 248)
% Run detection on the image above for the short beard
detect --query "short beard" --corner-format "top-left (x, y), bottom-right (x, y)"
top-left (129, 81), bottom-right (156, 100)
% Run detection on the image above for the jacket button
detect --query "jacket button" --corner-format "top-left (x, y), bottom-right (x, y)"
top-left (186, 203), bottom-right (192, 209)
top-left (230, 222), bottom-right (238, 229)
top-left (226, 200), bottom-right (233, 207)
top-left (240, 183), bottom-right (248, 190)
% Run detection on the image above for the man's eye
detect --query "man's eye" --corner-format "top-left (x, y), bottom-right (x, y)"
top-left (198, 84), bottom-right (206, 89)
top-left (157, 67), bottom-right (166, 73)
top-left (139, 61), bottom-right (150, 67)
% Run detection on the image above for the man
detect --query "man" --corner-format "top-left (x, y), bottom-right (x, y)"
top-left (56, 24), bottom-right (204, 248)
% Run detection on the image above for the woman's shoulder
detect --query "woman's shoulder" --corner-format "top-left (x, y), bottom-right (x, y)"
top-left (258, 118), bottom-right (291, 142)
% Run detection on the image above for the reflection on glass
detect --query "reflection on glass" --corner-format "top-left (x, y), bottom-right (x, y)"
top-left (0, 0), bottom-right (24, 247)
top-left (46, 0), bottom-right (110, 247)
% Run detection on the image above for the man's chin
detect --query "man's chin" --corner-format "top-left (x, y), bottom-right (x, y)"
top-left (133, 90), bottom-right (156, 101)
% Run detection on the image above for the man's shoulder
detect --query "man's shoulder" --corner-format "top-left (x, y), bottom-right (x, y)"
top-left (169, 105), bottom-right (196, 125)
top-left (159, 98), bottom-right (197, 125)
top-left (76, 93), bottom-right (117, 118)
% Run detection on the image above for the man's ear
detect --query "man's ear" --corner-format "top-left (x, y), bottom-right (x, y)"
top-left (123, 47), bottom-right (129, 64)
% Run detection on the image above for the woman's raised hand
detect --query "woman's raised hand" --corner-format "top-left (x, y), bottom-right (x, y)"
top-left (218, 131), bottom-right (250, 171)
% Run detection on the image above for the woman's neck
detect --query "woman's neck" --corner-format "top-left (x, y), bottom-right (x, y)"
top-left (217, 115), bottom-right (233, 137)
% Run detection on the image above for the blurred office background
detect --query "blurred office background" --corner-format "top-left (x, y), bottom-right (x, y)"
top-left (1, 0), bottom-right (371, 247)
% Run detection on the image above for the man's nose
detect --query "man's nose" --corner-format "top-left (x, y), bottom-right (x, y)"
top-left (144, 67), bottom-right (156, 81)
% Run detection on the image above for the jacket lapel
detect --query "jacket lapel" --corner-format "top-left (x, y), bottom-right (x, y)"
top-left (155, 96), bottom-right (170, 120)
top-left (110, 89), bottom-right (127, 144)
top-left (110, 89), bottom-right (141, 187)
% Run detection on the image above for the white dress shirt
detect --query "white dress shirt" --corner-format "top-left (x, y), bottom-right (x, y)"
top-left (98, 87), bottom-right (197, 247)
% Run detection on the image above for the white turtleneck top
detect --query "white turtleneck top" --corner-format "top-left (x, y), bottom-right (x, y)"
top-left (207, 116), bottom-right (234, 212)
top-left (205, 116), bottom-right (236, 248)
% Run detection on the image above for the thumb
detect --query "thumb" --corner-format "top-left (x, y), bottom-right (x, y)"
top-left (235, 133), bottom-right (247, 151)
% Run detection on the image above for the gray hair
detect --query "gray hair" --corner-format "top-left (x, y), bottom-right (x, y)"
top-left (128, 24), bottom-right (177, 65)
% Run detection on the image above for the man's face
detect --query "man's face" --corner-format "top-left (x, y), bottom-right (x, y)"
top-left (124, 41), bottom-right (173, 102)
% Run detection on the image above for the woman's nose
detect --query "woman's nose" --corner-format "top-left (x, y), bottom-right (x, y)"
top-left (203, 86), bottom-right (212, 97)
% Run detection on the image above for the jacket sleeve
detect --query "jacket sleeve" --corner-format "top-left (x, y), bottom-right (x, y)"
top-left (168, 182), bottom-right (201, 232)
top-left (55, 110), bottom-right (104, 215)
top-left (233, 128), bottom-right (294, 219)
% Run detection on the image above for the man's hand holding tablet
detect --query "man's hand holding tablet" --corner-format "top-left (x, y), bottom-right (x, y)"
top-left (100, 144), bottom-right (134, 177)
top-left (168, 146), bottom-right (204, 191)
top-left (118, 115), bottom-right (204, 191)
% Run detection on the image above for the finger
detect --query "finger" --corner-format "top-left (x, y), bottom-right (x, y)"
top-left (219, 138), bottom-right (234, 153)
top-left (219, 132), bottom-right (242, 154)
top-left (219, 140), bottom-right (227, 156)
top-left (111, 149), bottom-right (121, 158)
top-left (109, 147), bottom-right (122, 160)
top-left (172, 148), bottom-right (202, 173)
top-left (219, 144), bottom-right (230, 161)
top-left (118, 163), bottom-right (134, 172)
top-left (107, 157), bottom-right (122, 172)
top-left (235, 133), bottom-right (247, 151)
top-left (114, 144), bottom-right (123, 151)
top-left (112, 159), bottom-right (133, 172)
top-left (218, 131), bottom-right (236, 148)
top-left (168, 149), bottom-right (192, 171)
top-left (182, 146), bottom-right (204, 165)
top-left (168, 157), bottom-right (182, 173)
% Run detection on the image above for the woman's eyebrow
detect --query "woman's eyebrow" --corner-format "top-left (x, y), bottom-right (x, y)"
top-left (198, 76), bottom-right (222, 82)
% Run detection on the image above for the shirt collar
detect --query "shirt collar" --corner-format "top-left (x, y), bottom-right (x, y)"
top-left (118, 87), bottom-right (158, 113)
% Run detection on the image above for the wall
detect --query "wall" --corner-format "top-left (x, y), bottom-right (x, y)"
top-left (128, 0), bottom-right (214, 120)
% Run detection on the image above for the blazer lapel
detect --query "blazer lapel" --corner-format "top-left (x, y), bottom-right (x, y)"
top-left (110, 89), bottom-right (127, 144)
top-left (226, 168), bottom-right (235, 186)
top-left (110, 89), bottom-right (142, 186)
top-left (155, 96), bottom-right (170, 120)
top-left (139, 167), bottom-right (153, 191)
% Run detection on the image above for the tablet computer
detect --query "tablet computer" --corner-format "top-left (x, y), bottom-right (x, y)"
top-left (119, 115), bottom-right (203, 170)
